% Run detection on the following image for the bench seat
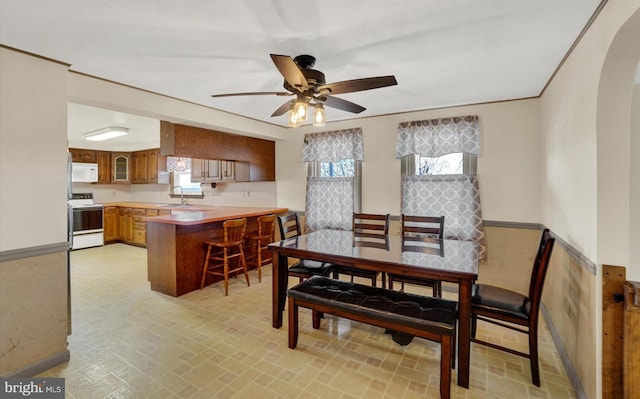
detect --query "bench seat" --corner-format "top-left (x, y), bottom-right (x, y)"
top-left (287, 276), bottom-right (458, 399)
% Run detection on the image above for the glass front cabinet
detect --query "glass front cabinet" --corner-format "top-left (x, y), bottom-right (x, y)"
top-left (112, 152), bottom-right (131, 183)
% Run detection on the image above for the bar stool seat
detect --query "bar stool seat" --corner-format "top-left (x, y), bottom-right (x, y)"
top-left (245, 214), bottom-right (276, 283)
top-left (200, 218), bottom-right (249, 296)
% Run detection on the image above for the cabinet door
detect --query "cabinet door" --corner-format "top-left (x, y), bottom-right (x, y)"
top-left (205, 160), bottom-right (222, 181)
top-left (190, 158), bottom-right (205, 182)
top-left (147, 149), bottom-right (159, 183)
top-left (112, 153), bottom-right (131, 183)
top-left (131, 151), bottom-right (149, 184)
top-left (221, 161), bottom-right (235, 181)
top-left (96, 151), bottom-right (112, 184)
top-left (119, 208), bottom-right (134, 242)
top-left (69, 148), bottom-right (97, 163)
top-left (103, 206), bottom-right (119, 242)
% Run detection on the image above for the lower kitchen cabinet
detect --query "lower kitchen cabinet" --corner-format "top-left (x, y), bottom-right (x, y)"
top-left (104, 206), bottom-right (119, 243)
top-left (106, 206), bottom-right (171, 247)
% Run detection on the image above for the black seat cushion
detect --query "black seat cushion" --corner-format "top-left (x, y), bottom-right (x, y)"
top-left (289, 260), bottom-right (334, 277)
top-left (471, 284), bottom-right (530, 320)
top-left (288, 276), bottom-right (457, 336)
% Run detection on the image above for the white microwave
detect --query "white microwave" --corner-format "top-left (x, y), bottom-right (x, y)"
top-left (72, 162), bottom-right (99, 183)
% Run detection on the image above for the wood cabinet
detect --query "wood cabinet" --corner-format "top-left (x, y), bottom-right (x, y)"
top-left (190, 159), bottom-right (249, 182)
top-left (148, 149), bottom-right (159, 183)
top-left (96, 150), bottom-right (111, 184)
top-left (160, 121), bottom-right (275, 181)
top-left (132, 208), bottom-right (147, 245)
top-left (103, 206), bottom-right (119, 242)
top-left (112, 152), bottom-right (131, 183)
top-left (119, 207), bottom-right (134, 242)
top-left (69, 148), bottom-right (96, 163)
top-left (131, 150), bottom-right (149, 184)
top-left (191, 159), bottom-right (222, 182)
top-left (70, 147), bottom-right (165, 185)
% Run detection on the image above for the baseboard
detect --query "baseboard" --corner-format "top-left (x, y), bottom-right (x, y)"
top-left (541, 304), bottom-right (587, 399)
top-left (1, 349), bottom-right (70, 378)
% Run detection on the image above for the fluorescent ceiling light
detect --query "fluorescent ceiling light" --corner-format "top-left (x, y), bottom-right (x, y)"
top-left (84, 126), bottom-right (129, 141)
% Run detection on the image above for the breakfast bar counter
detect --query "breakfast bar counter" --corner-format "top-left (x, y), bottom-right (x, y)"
top-left (146, 206), bottom-right (287, 297)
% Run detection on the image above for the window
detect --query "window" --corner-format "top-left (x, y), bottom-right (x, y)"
top-left (320, 159), bottom-right (355, 177)
top-left (402, 153), bottom-right (477, 176)
top-left (174, 170), bottom-right (202, 195)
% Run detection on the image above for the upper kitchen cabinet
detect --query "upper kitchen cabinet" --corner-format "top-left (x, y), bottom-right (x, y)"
top-left (131, 150), bottom-right (148, 184)
top-left (112, 152), bottom-right (131, 184)
top-left (96, 150), bottom-right (111, 184)
top-left (69, 148), bottom-right (96, 163)
top-left (160, 121), bottom-right (274, 181)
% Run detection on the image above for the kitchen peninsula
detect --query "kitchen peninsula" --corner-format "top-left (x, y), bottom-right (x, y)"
top-left (145, 205), bottom-right (287, 297)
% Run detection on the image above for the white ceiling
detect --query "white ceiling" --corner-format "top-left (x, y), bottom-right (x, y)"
top-left (0, 0), bottom-right (611, 150)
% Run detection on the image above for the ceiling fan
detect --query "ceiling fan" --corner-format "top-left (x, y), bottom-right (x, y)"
top-left (211, 54), bottom-right (398, 126)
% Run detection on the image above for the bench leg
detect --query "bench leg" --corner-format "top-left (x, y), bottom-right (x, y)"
top-left (288, 297), bottom-right (298, 349)
top-left (440, 335), bottom-right (452, 399)
top-left (312, 309), bottom-right (321, 329)
top-left (440, 335), bottom-right (451, 399)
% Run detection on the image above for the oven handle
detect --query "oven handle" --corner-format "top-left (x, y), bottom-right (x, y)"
top-left (73, 229), bottom-right (104, 235)
top-left (68, 204), bottom-right (74, 249)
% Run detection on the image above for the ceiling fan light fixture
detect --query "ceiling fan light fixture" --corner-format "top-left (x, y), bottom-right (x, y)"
top-left (288, 107), bottom-right (300, 128)
top-left (313, 104), bottom-right (325, 127)
top-left (293, 97), bottom-right (308, 122)
top-left (84, 126), bottom-right (129, 141)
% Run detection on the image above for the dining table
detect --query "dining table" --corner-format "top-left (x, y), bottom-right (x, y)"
top-left (268, 229), bottom-right (480, 389)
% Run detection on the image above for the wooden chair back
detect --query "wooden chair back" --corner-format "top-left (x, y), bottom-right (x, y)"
top-left (256, 214), bottom-right (276, 240)
top-left (278, 213), bottom-right (302, 240)
top-left (353, 213), bottom-right (390, 237)
top-left (401, 215), bottom-right (444, 238)
top-left (222, 218), bottom-right (247, 244)
top-left (527, 229), bottom-right (555, 322)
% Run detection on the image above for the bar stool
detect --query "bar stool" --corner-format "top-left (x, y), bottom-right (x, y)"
top-left (245, 214), bottom-right (276, 283)
top-left (200, 218), bottom-right (249, 295)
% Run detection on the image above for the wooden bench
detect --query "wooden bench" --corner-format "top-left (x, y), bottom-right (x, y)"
top-left (287, 276), bottom-right (458, 399)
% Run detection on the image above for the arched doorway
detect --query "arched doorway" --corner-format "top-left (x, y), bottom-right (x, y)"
top-left (596, 7), bottom-right (640, 278)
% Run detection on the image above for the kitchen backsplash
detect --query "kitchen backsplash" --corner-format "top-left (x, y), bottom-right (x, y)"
top-left (72, 181), bottom-right (277, 207)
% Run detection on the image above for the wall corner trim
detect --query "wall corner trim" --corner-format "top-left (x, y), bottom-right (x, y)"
top-left (1, 350), bottom-right (70, 378)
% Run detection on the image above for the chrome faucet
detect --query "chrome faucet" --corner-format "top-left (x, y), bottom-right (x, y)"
top-left (172, 185), bottom-right (186, 206)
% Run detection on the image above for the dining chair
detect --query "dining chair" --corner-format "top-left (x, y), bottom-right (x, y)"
top-left (200, 218), bottom-right (250, 296)
top-left (470, 228), bottom-right (555, 387)
top-left (245, 214), bottom-right (276, 283)
top-left (332, 213), bottom-right (390, 287)
top-left (277, 213), bottom-right (335, 282)
top-left (387, 215), bottom-right (445, 296)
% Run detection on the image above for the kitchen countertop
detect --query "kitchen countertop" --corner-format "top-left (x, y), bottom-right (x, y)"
top-left (100, 202), bottom-right (288, 226)
top-left (146, 206), bottom-right (288, 226)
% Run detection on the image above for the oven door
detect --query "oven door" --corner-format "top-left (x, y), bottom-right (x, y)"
top-left (72, 206), bottom-right (104, 234)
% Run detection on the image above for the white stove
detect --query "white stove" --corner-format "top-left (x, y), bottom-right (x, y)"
top-left (68, 193), bottom-right (104, 250)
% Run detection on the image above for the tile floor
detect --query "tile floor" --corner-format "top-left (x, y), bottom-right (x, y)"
top-left (38, 244), bottom-right (576, 399)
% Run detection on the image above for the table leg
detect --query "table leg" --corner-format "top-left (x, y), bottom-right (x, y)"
top-left (271, 250), bottom-right (288, 328)
top-left (457, 280), bottom-right (471, 388)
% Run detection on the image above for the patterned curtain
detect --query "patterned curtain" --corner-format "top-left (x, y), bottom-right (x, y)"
top-left (302, 127), bottom-right (364, 162)
top-left (305, 177), bottom-right (355, 232)
top-left (396, 115), bottom-right (480, 158)
top-left (402, 175), bottom-right (486, 259)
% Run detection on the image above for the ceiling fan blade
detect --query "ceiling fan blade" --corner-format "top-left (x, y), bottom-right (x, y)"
top-left (271, 100), bottom-right (294, 117)
top-left (270, 54), bottom-right (308, 92)
top-left (211, 91), bottom-right (291, 98)
top-left (318, 75), bottom-right (397, 95)
top-left (320, 95), bottom-right (366, 114)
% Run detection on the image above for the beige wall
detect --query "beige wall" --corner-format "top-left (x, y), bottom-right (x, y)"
top-left (0, 48), bottom-right (69, 251)
top-left (0, 48), bottom-right (69, 376)
top-left (629, 84), bottom-right (640, 280)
